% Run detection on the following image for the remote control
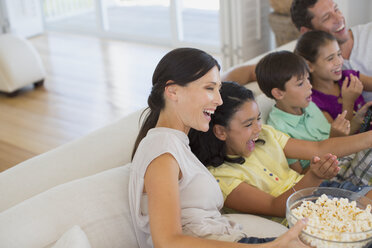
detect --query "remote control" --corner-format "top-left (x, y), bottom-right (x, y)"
top-left (359, 107), bottom-right (372, 132)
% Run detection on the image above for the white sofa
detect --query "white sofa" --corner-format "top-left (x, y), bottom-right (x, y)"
top-left (0, 41), bottom-right (296, 248)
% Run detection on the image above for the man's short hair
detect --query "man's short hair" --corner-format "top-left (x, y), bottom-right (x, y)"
top-left (290, 0), bottom-right (318, 30)
top-left (255, 51), bottom-right (309, 99)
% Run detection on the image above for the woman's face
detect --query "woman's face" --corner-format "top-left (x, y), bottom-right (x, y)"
top-left (310, 40), bottom-right (343, 82)
top-left (176, 66), bottom-right (222, 133)
top-left (224, 100), bottom-right (262, 158)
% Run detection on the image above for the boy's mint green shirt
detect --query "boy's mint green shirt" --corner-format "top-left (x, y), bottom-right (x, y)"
top-left (267, 101), bottom-right (331, 168)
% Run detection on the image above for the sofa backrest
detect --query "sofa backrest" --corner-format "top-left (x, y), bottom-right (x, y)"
top-left (0, 109), bottom-right (145, 212)
top-left (256, 94), bottom-right (276, 124)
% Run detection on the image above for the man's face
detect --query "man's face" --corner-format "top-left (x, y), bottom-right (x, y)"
top-left (308, 0), bottom-right (349, 44)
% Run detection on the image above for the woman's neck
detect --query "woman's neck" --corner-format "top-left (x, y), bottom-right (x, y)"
top-left (156, 109), bottom-right (189, 134)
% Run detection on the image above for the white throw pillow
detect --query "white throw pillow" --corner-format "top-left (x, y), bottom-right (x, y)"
top-left (51, 226), bottom-right (91, 248)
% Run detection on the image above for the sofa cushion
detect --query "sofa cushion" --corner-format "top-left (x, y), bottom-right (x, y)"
top-left (51, 226), bottom-right (91, 248)
top-left (0, 165), bottom-right (138, 248)
top-left (224, 214), bottom-right (287, 238)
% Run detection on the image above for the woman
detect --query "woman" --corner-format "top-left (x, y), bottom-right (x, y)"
top-left (128, 48), bottom-right (308, 248)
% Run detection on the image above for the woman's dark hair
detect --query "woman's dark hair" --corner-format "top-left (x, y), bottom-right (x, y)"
top-left (131, 47), bottom-right (220, 159)
top-left (255, 51), bottom-right (309, 99)
top-left (189, 81), bottom-right (258, 167)
top-left (294, 30), bottom-right (337, 63)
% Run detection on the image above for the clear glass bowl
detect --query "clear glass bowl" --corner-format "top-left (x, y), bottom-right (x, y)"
top-left (286, 187), bottom-right (372, 248)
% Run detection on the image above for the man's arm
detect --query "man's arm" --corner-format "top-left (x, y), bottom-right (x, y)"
top-left (221, 64), bottom-right (257, 86)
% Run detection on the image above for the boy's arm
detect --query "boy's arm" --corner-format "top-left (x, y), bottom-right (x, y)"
top-left (322, 111), bottom-right (334, 123)
top-left (221, 64), bottom-right (256, 86)
top-left (329, 110), bottom-right (350, 137)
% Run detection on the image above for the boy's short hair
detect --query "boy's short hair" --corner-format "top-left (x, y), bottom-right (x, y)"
top-left (290, 0), bottom-right (318, 31)
top-left (255, 51), bottom-right (309, 99)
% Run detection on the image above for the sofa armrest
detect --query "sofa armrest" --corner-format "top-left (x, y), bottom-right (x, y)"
top-left (0, 109), bottom-right (143, 212)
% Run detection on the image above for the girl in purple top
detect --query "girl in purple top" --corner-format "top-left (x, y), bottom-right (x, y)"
top-left (311, 70), bottom-right (365, 120)
top-left (294, 31), bottom-right (372, 134)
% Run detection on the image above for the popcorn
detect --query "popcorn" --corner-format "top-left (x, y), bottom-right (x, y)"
top-left (291, 194), bottom-right (372, 248)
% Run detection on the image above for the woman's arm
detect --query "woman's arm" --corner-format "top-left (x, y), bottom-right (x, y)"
top-left (283, 131), bottom-right (372, 161)
top-left (224, 155), bottom-right (337, 217)
top-left (145, 153), bottom-right (279, 248)
top-left (221, 64), bottom-right (257, 86)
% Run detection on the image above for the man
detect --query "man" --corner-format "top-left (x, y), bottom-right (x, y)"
top-left (291, 0), bottom-right (372, 101)
top-left (223, 0), bottom-right (372, 100)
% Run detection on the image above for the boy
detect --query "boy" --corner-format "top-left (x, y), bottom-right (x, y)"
top-left (255, 51), bottom-right (354, 174)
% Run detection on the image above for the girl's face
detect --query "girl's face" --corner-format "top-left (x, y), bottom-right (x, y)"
top-left (176, 66), bottom-right (222, 133)
top-left (310, 40), bottom-right (343, 82)
top-left (224, 100), bottom-right (262, 158)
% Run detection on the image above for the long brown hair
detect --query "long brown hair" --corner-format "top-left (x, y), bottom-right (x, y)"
top-left (131, 48), bottom-right (220, 160)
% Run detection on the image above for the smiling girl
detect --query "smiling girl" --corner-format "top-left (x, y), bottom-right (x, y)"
top-left (189, 81), bottom-right (372, 221)
top-left (294, 30), bottom-right (372, 133)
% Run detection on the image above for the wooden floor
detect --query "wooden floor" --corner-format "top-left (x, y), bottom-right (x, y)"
top-left (0, 32), bottom-right (173, 172)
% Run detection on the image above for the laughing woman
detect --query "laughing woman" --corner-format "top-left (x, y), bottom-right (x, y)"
top-left (128, 48), bottom-right (308, 248)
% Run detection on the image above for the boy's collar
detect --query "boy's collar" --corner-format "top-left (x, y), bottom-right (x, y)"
top-left (272, 105), bottom-right (311, 127)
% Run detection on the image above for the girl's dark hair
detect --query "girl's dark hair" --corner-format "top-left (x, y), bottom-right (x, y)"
top-left (131, 47), bottom-right (220, 159)
top-left (189, 81), bottom-right (258, 167)
top-left (294, 30), bottom-right (337, 63)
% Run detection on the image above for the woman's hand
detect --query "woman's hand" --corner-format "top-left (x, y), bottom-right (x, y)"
top-left (341, 75), bottom-right (363, 105)
top-left (309, 154), bottom-right (339, 180)
top-left (330, 110), bottom-right (350, 137)
top-left (272, 218), bottom-right (310, 248)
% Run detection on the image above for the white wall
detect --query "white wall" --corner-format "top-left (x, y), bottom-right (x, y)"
top-left (0, 0), bottom-right (44, 37)
top-left (335, 0), bottom-right (371, 27)
top-left (220, 0), bottom-right (272, 69)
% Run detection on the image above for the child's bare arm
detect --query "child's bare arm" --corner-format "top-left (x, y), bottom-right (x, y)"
top-left (341, 75), bottom-right (363, 121)
top-left (329, 110), bottom-right (350, 137)
top-left (350, 101), bottom-right (372, 133)
top-left (224, 154), bottom-right (338, 217)
top-left (322, 110), bottom-right (334, 123)
top-left (289, 161), bottom-right (303, 174)
top-left (360, 73), bottom-right (372, 91)
top-left (283, 132), bottom-right (372, 161)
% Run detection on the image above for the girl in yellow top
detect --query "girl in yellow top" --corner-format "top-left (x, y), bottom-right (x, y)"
top-left (189, 81), bottom-right (372, 219)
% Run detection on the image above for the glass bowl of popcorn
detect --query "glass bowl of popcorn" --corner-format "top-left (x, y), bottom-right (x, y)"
top-left (286, 187), bottom-right (372, 248)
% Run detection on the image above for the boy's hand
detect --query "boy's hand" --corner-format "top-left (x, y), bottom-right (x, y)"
top-left (309, 154), bottom-right (339, 180)
top-left (341, 75), bottom-right (363, 104)
top-left (330, 110), bottom-right (350, 137)
top-left (352, 101), bottom-right (372, 126)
